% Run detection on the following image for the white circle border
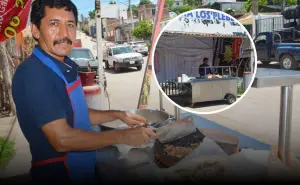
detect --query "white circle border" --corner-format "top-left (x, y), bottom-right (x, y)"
top-left (151, 8), bottom-right (258, 115)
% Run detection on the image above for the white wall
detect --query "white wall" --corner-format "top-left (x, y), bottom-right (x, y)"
top-left (154, 35), bottom-right (215, 83)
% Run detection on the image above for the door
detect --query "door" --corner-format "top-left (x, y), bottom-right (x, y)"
top-left (254, 33), bottom-right (269, 61)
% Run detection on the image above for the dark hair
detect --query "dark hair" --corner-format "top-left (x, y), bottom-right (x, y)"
top-left (30, 0), bottom-right (78, 29)
top-left (203, 57), bottom-right (208, 62)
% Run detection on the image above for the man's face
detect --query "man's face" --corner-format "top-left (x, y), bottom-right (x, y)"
top-left (204, 60), bottom-right (208, 64)
top-left (31, 6), bottom-right (76, 60)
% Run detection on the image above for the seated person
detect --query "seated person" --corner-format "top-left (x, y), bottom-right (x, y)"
top-left (199, 57), bottom-right (212, 76)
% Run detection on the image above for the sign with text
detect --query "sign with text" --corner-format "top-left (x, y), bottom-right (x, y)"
top-left (0, 0), bottom-right (32, 43)
top-left (165, 9), bottom-right (247, 37)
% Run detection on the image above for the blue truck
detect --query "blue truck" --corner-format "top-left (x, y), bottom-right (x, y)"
top-left (254, 27), bottom-right (300, 70)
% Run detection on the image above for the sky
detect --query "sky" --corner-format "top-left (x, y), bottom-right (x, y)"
top-left (72, 0), bottom-right (156, 18)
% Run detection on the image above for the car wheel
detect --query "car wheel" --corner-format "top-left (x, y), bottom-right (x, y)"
top-left (105, 61), bottom-right (110, 69)
top-left (137, 65), bottom-right (142, 71)
top-left (225, 94), bottom-right (236, 104)
top-left (280, 54), bottom-right (298, 70)
top-left (114, 63), bottom-right (120, 73)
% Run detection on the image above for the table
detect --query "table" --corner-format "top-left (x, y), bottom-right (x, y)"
top-left (252, 68), bottom-right (300, 164)
top-left (96, 113), bottom-right (271, 183)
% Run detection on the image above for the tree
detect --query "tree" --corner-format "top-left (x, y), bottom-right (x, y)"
top-left (89, 10), bottom-right (96, 19)
top-left (182, 0), bottom-right (202, 8)
top-left (243, 0), bottom-right (268, 12)
top-left (132, 20), bottom-right (153, 40)
top-left (170, 4), bottom-right (194, 14)
top-left (128, 5), bottom-right (139, 17)
top-left (272, 0), bottom-right (297, 6)
top-left (166, 0), bottom-right (175, 9)
top-left (139, 0), bottom-right (152, 6)
top-left (109, 1), bottom-right (116, 4)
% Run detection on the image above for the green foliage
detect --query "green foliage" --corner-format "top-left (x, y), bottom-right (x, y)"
top-left (128, 5), bottom-right (139, 17)
top-left (109, 1), bottom-right (116, 4)
top-left (170, 4), bottom-right (194, 14)
top-left (273, 0), bottom-right (298, 6)
top-left (132, 21), bottom-right (153, 40)
top-left (225, 8), bottom-right (235, 16)
top-left (182, 0), bottom-right (202, 8)
top-left (243, 0), bottom-right (268, 12)
top-left (166, 0), bottom-right (176, 8)
top-left (0, 137), bottom-right (16, 167)
top-left (139, 0), bottom-right (152, 6)
top-left (88, 10), bottom-right (96, 19)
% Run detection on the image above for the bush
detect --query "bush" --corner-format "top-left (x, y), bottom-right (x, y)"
top-left (0, 137), bottom-right (16, 167)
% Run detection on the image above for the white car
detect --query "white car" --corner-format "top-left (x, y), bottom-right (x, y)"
top-left (103, 45), bottom-right (144, 73)
top-left (127, 41), bottom-right (149, 56)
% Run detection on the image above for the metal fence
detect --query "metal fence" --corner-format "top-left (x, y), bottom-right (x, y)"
top-left (255, 16), bottom-right (285, 34)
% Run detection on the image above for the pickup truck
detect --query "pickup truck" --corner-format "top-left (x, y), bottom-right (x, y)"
top-left (103, 44), bottom-right (144, 73)
top-left (255, 28), bottom-right (300, 70)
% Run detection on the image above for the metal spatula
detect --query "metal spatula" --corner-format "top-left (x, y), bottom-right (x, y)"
top-left (154, 116), bottom-right (197, 144)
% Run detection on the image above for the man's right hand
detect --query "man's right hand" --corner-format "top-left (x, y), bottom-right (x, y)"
top-left (117, 127), bottom-right (158, 147)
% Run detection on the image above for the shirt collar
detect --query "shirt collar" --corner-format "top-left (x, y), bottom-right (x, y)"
top-left (34, 45), bottom-right (72, 73)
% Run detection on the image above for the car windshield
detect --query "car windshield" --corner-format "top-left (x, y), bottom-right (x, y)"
top-left (112, 46), bottom-right (134, 55)
top-left (69, 50), bottom-right (94, 60)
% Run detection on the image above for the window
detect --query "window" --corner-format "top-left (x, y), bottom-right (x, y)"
top-left (176, 2), bottom-right (179, 5)
top-left (255, 34), bottom-right (267, 45)
top-left (273, 34), bottom-right (281, 43)
top-left (152, 9), bottom-right (156, 15)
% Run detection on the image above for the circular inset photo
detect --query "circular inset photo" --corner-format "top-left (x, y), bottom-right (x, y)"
top-left (152, 9), bottom-right (257, 114)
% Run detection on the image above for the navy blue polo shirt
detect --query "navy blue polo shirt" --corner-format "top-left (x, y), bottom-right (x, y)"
top-left (12, 46), bottom-right (79, 162)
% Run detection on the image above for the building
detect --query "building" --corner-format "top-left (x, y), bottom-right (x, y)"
top-left (101, 4), bottom-right (128, 20)
top-left (103, 18), bottom-right (120, 41)
top-left (138, 4), bottom-right (170, 22)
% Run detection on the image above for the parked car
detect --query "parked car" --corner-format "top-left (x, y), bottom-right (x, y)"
top-left (255, 27), bottom-right (300, 70)
top-left (127, 41), bottom-right (149, 56)
top-left (69, 48), bottom-right (107, 88)
top-left (103, 44), bottom-right (144, 73)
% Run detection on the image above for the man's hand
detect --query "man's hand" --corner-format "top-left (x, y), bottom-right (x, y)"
top-left (118, 111), bottom-right (148, 128)
top-left (117, 127), bottom-right (157, 147)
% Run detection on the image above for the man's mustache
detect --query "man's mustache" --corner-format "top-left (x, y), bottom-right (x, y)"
top-left (53, 38), bottom-right (72, 46)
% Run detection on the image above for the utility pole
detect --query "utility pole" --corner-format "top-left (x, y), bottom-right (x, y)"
top-left (129, 0), bottom-right (135, 41)
top-left (252, 0), bottom-right (258, 38)
top-left (95, 0), bottom-right (105, 110)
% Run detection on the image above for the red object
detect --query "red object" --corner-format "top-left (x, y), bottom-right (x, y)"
top-left (0, 0), bottom-right (32, 43)
top-left (232, 38), bottom-right (242, 61)
top-left (83, 85), bottom-right (101, 95)
top-left (78, 72), bottom-right (96, 87)
top-left (74, 39), bottom-right (82, 48)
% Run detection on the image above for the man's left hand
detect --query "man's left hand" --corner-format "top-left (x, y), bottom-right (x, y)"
top-left (118, 111), bottom-right (148, 128)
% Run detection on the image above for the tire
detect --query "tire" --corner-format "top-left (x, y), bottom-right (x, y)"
top-left (225, 94), bottom-right (236, 104)
top-left (114, 62), bottom-right (120, 73)
top-left (280, 54), bottom-right (298, 70)
top-left (137, 65), bottom-right (142, 71)
top-left (104, 61), bottom-right (110, 69)
top-left (261, 61), bottom-right (271, 65)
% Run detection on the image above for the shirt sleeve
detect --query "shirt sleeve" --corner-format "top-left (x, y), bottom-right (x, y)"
top-left (12, 65), bottom-right (66, 128)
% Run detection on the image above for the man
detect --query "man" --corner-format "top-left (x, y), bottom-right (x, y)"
top-left (12, 0), bottom-right (157, 184)
top-left (199, 57), bottom-right (212, 76)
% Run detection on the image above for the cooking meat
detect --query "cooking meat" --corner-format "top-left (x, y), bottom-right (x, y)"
top-left (163, 143), bottom-right (200, 158)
